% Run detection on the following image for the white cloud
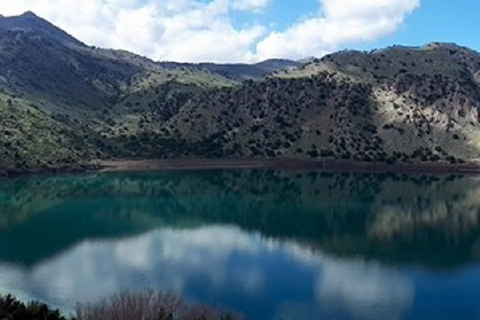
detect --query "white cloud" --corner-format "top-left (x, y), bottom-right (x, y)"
top-left (318, 258), bottom-right (413, 320)
top-left (232, 0), bottom-right (270, 11)
top-left (0, 226), bottom-right (267, 309)
top-left (0, 0), bottom-right (420, 62)
top-left (255, 0), bottom-right (420, 60)
top-left (0, 0), bottom-right (264, 63)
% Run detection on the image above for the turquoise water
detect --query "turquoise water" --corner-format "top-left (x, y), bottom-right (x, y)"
top-left (1, 170), bottom-right (480, 319)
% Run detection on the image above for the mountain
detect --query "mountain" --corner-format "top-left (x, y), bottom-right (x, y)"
top-left (161, 43), bottom-right (480, 163)
top-left (1, 12), bottom-right (480, 172)
top-left (0, 11), bottom-right (83, 46)
top-left (158, 59), bottom-right (300, 81)
top-left (0, 13), bottom-right (237, 170)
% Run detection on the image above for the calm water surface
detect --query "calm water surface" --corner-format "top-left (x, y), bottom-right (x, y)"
top-left (1, 170), bottom-right (480, 320)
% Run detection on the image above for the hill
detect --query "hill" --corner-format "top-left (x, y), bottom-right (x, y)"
top-left (0, 13), bottom-right (239, 171)
top-left (161, 43), bottom-right (480, 163)
top-left (1, 12), bottom-right (480, 172)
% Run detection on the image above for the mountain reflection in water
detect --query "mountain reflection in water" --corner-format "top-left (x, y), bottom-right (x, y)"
top-left (1, 170), bottom-right (480, 320)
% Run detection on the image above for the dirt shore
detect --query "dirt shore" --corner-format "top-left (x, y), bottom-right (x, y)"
top-left (97, 158), bottom-right (480, 175)
top-left (2, 159), bottom-right (480, 178)
top-left (0, 163), bottom-right (100, 178)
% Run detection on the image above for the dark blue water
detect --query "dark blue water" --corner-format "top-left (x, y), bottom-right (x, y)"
top-left (1, 170), bottom-right (480, 319)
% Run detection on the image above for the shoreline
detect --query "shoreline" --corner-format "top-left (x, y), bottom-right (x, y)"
top-left (0, 163), bottom-right (100, 178)
top-left (2, 158), bottom-right (480, 178)
top-left (96, 158), bottom-right (480, 176)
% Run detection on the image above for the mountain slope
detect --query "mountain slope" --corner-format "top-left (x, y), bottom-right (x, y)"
top-left (0, 92), bottom-right (108, 170)
top-left (0, 12), bottom-right (242, 169)
top-left (160, 43), bottom-right (480, 163)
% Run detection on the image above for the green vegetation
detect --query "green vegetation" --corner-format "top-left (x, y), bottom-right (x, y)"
top-left (0, 294), bottom-right (66, 320)
top-left (0, 93), bottom-right (105, 169)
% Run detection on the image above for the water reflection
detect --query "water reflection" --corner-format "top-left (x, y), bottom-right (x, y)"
top-left (0, 226), bottom-right (416, 320)
top-left (318, 257), bottom-right (413, 320)
top-left (1, 170), bottom-right (480, 319)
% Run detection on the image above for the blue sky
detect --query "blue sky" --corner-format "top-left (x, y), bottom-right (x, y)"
top-left (231, 1), bottom-right (320, 31)
top-left (0, 0), bottom-right (478, 62)
top-left (232, 0), bottom-right (479, 52)
top-left (368, 0), bottom-right (479, 51)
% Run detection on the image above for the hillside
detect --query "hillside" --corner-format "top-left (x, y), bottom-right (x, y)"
top-left (1, 12), bottom-right (480, 172)
top-left (162, 43), bottom-right (480, 163)
top-left (0, 13), bottom-right (237, 170)
top-left (0, 92), bottom-right (106, 169)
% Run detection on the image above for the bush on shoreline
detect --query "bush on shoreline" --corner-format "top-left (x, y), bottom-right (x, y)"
top-left (1, 290), bottom-right (240, 320)
top-left (75, 289), bottom-right (239, 320)
top-left (0, 294), bottom-right (66, 320)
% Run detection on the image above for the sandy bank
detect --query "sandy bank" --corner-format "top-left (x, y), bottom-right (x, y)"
top-left (97, 158), bottom-right (480, 175)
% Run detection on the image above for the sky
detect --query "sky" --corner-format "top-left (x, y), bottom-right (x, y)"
top-left (0, 0), bottom-right (478, 63)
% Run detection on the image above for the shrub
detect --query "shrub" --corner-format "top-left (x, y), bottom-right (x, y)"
top-left (0, 294), bottom-right (66, 320)
top-left (307, 150), bottom-right (319, 158)
top-left (1, 291), bottom-right (240, 320)
top-left (76, 289), bottom-right (239, 320)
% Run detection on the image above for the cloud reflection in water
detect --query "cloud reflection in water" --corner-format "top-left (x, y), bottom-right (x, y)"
top-left (0, 225), bottom-right (414, 319)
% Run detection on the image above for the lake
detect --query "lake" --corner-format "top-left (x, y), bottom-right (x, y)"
top-left (1, 169), bottom-right (480, 320)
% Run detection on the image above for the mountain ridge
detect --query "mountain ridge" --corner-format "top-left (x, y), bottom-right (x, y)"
top-left (0, 11), bottom-right (85, 47)
top-left (158, 59), bottom-right (301, 80)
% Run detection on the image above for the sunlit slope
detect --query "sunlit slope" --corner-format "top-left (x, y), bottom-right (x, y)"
top-left (164, 43), bottom-right (480, 162)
